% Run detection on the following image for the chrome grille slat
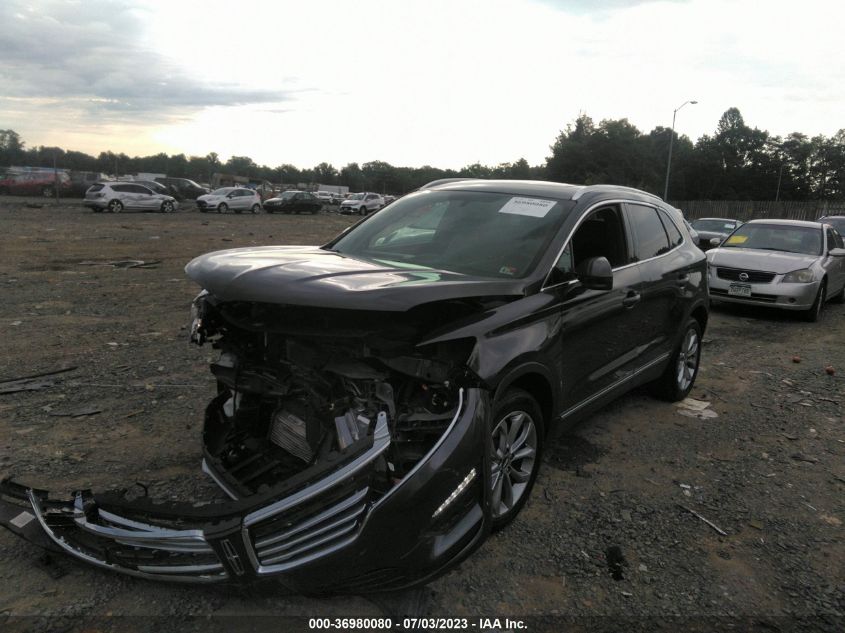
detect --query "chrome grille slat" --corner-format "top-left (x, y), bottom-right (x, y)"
top-left (248, 487), bottom-right (370, 572)
top-left (254, 488), bottom-right (368, 549)
top-left (260, 520), bottom-right (359, 566)
top-left (136, 563), bottom-right (225, 574)
top-left (258, 511), bottom-right (362, 559)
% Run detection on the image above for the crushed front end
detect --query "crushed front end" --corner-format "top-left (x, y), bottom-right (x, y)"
top-left (0, 290), bottom-right (494, 591)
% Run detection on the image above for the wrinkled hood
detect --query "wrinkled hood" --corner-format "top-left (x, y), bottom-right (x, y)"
top-left (707, 247), bottom-right (819, 274)
top-left (185, 246), bottom-right (525, 311)
top-left (340, 200), bottom-right (363, 206)
top-left (197, 194), bottom-right (225, 202)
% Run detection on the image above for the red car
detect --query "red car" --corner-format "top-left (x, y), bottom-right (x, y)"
top-left (0, 170), bottom-right (73, 197)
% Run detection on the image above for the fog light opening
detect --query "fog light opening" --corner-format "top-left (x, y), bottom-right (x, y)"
top-left (432, 468), bottom-right (477, 518)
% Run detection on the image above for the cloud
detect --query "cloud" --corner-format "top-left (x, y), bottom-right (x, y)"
top-left (0, 0), bottom-right (292, 124)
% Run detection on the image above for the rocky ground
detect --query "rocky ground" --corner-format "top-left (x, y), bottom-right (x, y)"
top-left (0, 200), bottom-right (842, 632)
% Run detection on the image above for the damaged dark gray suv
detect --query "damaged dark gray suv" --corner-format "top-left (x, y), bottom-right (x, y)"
top-left (0, 180), bottom-right (708, 592)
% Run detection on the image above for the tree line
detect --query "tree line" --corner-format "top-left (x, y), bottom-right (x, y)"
top-left (1, 107), bottom-right (843, 200)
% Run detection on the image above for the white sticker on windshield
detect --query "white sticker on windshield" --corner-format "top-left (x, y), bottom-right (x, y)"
top-left (498, 197), bottom-right (557, 218)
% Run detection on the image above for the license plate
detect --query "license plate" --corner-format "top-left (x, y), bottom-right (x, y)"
top-left (728, 283), bottom-right (752, 297)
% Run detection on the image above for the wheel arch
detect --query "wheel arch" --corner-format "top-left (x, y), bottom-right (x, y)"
top-left (493, 363), bottom-right (556, 435)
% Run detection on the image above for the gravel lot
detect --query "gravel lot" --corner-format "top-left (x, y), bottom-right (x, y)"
top-left (0, 200), bottom-right (842, 632)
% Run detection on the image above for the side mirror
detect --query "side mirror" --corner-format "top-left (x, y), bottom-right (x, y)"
top-left (829, 248), bottom-right (845, 257)
top-left (710, 237), bottom-right (722, 247)
top-left (574, 256), bottom-right (613, 291)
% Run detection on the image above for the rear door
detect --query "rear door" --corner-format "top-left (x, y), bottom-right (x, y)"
top-left (623, 202), bottom-right (690, 361)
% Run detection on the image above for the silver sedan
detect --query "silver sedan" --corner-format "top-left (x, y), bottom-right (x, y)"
top-left (706, 219), bottom-right (845, 321)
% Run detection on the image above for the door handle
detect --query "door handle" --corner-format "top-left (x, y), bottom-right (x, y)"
top-left (622, 291), bottom-right (641, 308)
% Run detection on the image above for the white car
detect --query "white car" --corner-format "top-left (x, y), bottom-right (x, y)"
top-left (339, 192), bottom-right (385, 215)
top-left (314, 191), bottom-right (333, 204)
top-left (84, 182), bottom-right (178, 213)
top-left (196, 187), bottom-right (262, 214)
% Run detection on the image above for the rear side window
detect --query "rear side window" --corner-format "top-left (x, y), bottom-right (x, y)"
top-left (627, 203), bottom-right (670, 261)
top-left (112, 184), bottom-right (131, 193)
top-left (88, 184), bottom-right (104, 192)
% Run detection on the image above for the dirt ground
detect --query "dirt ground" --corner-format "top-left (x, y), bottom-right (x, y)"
top-left (0, 199), bottom-right (842, 631)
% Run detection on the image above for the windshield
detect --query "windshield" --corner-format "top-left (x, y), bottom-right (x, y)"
top-left (692, 219), bottom-right (738, 232)
top-left (280, 191), bottom-right (297, 199)
top-left (329, 190), bottom-right (574, 278)
top-left (722, 224), bottom-right (822, 256)
top-left (348, 193), bottom-right (365, 201)
top-left (211, 188), bottom-right (233, 196)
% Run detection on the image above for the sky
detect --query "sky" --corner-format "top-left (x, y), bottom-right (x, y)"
top-left (1, 0), bottom-right (843, 170)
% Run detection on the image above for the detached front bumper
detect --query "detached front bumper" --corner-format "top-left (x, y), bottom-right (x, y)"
top-left (709, 275), bottom-right (819, 310)
top-left (0, 388), bottom-right (491, 592)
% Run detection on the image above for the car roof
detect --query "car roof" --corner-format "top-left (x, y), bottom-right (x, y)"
top-left (422, 178), bottom-right (664, 204)
top-left (746, 219), bottom-right (823, 229)
top-left (695, 217), bottom-right (740, 222)
top-left (818, 215), bottom-right (845, 220)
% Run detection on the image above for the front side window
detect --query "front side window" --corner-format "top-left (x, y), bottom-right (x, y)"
top-left (627, 203), bottom-right (671, 261)
top-left (551, 205), bottom-right (627, 283)
top-left (330, 190), bottom-right (574, 278)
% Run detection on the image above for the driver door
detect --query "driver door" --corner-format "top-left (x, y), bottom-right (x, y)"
top-left (549, 204), bottom-right (647, 411)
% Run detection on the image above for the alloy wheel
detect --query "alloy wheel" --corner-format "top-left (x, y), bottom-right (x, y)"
top-left (490, 410), bottom-right (538, 519)
top-left (675, 327), bottom-right (700, 392)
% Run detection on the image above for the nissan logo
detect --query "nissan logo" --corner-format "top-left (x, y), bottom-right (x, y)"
top-left (738, 272), bottom-right (749, 281)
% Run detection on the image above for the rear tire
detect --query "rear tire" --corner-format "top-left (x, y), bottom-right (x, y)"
top-left (251, 204), bottom-right (260, 214)
top-left (490, 388), bottom-right (544, 531)
top-left (42, 186), bottom-right (54, 198)
top-left (107, 199), bottom-right (123, 213)
top-left (804, 280), bottom-right (826, 322)
top-left (649, 318), bottom-right (702, 402)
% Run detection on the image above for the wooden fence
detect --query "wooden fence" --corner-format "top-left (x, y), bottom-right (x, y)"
top-left (669, 200), bottom-right (845, 222)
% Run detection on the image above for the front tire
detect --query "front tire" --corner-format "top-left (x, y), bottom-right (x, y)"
top-left (489, 388), bottom-right (544, 531)
top-left (160, 200), bottom-right (174, 213)
top-left (42, 186), bottom-right (54, 198)
top-left (649, 318), bottom-right (702, 401)
top-left (218, 202), bottom-right (228, 214)
top-left (251, 204), bottom-right (260, 214)
top-left (804, 280), bottom-right (826, 322)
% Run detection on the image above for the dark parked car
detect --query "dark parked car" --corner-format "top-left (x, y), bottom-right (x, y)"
top-left (689, 217), bottom-right (743, 250)
top-left (0, 180), bottom-right (708, 591)
top-left (154, 177), bottom-right (209, 200)
top-left (263, 190), bottom-right (323, 214)
top-left (817, 215), bottom-right (845, 236)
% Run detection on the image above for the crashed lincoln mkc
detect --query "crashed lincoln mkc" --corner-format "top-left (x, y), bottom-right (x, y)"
top-left (0, 180), bottom-right (709, 591)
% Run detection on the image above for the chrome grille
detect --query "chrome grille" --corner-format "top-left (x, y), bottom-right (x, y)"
top-left (717, 267), bottom-right (776, 283)
top-left (248, 488), bottom-right (368, 571)
top-left (28, 492), bottom-right (227, 582)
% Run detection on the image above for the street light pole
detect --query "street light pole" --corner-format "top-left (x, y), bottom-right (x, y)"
top-left (663, 100), bottom-right (697, 201)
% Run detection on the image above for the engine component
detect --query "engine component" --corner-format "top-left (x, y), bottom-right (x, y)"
top-left (270, 408), bottom-right (320, 463)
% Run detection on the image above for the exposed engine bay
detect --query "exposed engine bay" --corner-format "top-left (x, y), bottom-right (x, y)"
top-left (191, 292), bottom-right (484, 500)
